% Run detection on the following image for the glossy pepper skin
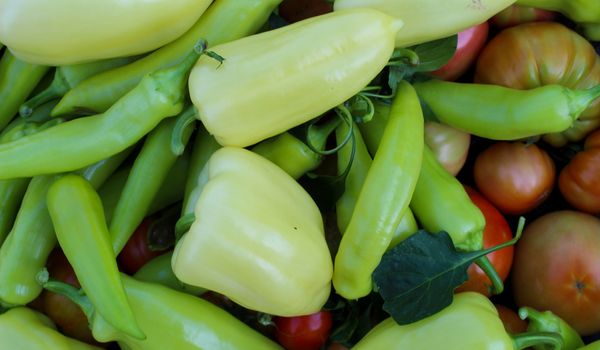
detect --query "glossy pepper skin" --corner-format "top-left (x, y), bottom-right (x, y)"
top-left (333, 0), bottom-right (515, 47)
top-left (52, 0), bottom-right (282, 116)
top-left (0, 49), bottom-right (48, 131)
top-left (516, 0), bottom-right (600, 23)
top-left (519, 307), bottom-right (584, 350)
top-left (333, 81), bottom-right (423, 300)
top-left (0, 45), bottom-right (200, 180)
top-left (43, 274), bottom-right (282, 350)
top-left (0, 307), bottom-right (102, 350)
top-left (413, 80), bottom-right (600, 141)
top-left (475, 22), bottom-right (600, 146)
top-left (0, 0), bottom-right (212, 65)
top-left (352, 292), bottom-right (562, 350)
top-left (47, 174), bottom-right (145, 340)
top-left (172, 147), bottom-right (332, 316)
top-left (134, 251), bottom-right (205, 296)
top-left (188, 8), bottom-right (402, 147)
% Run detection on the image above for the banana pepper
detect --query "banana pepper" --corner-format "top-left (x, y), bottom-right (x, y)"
top-left (0, 0), bottom-right (213, 65)
top-left (188, 8), bottom-right (402, 147)
top-left (353, 292), bottom-right (563, 350)
top-left (0, 307), bottom-right (102, 350)
top-left (333, 0), bottom-right (515, 47)
top-left (172, 147), bottom-right (332, 316)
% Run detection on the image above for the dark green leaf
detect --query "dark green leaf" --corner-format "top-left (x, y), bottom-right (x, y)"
top-left (411, 35), bottom-right (458, 72)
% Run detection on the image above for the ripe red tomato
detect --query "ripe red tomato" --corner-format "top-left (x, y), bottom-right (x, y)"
top-left (494, 304), bottom-right (528, 334)
top-left (279, 0), bottom-right (332, 23)
top-left (511, 210), bottom-right (600, 336)
top-left (473, 142), bottom-right (555, 215)
top-left (42, 249), bottom-right (101, 346)
top-left (455, 186), bottom-right (513, 297)
top-left (430, 22), bottom-right (489, 81)
top-left (117, 217), bottom-right (168, 274)
top-left (559, 129), bottom-right (600, 214)
top-left (273, 310), bottom-right (333, 350)
top-left (424, 121), bottom-right (471, 176)
top-left (489, 4), bottom-right (556, 28)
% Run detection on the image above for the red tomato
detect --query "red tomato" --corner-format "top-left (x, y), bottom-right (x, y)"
top-left (559, 128), bottom-right (600, 214)
top-left (279, 0), bottom-right (332, 23)
top-left (117, 217), bottom-right (168, 275)
top-left (455, 186), bottom-right (513, 297)
top-left (430, 22), bottom-right (489, 81)
top-left (489, 4), bottom-right (556, 28)
top-left (42, 249), bottom-right (102, 346)
top-left (473, 142), bottom-right (555, 215)
top-left (424, 121), bottom-right (471, 176)
top-left (273, 310), bottom-right (333, 350)
top-left (494, 304), bottom-right (528, 334)
top-left (511, 210), bottom-right (600, 336)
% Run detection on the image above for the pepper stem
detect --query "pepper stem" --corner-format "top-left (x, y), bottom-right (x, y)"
top-left (171, 106), bottom-right (198, 156)
top-left (474, 255), bottom-right (503, 295)
top-left (512, 331), bottom-right (564, 350)
top-left (36, 268), bottom-right (95, 323)
top-left (19, 80), bottom-right (64, 118)
top-left (569, 83), bottom-right (600, 120)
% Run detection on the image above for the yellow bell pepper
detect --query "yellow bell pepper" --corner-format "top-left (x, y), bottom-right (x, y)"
top-left (0, 0), bottom-right (213, 65)
top-left (188, 8), bottom-right (402, 147)
top-left (171, 147), bottom-right (332, 316)
top-left (333, 0), bottom-right (515, 47)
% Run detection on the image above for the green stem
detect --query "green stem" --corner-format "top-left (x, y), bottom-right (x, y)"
top-left (512, 331), bottom-right (564, 350)
top-left (175, 213), bottom-right (196, 241)
top-left (171, 106), bottom-right (198, 156)
top-left (19, 77), bottom-right (66, 118)
top-left (307, 116), bottom-right (342, 152)
top-left (36, 268), bottom-right (95, 322)
top-left (389, 48), bottom-right (420, 67)
top-left (474, 255), bottom-right (503, 295)
top-left (570, 84), bottom-right (600, 119)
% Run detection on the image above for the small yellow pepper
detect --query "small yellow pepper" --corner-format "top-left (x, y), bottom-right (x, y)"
top-left (171, 147), bottom-right (332, 316)
top-left (0, 0), bottom-right (213, 65)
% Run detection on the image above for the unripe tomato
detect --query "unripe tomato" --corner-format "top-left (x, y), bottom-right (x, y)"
top-left (559, 128), bottom-right (600, 214)
top-left (489, 4), bottom-right (556, 28)
top-left (473, 142), bottom-right (555, 215)
top-left (424, 121), bottom-right (471, 176)
top-left (456, 186), bottom-right (513, 297)
top-left (430, 22), bottom-right (489, 81)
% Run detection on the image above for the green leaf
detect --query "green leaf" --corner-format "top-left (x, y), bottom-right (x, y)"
top-left (411, 35), bottom-right (458, 72)
top-left (373, 223), bottom-right (523, 325)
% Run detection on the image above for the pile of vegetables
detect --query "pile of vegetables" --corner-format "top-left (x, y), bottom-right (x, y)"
top-left (1, 0), bottom-right (600, 349)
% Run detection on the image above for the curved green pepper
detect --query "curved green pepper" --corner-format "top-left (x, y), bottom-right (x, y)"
top-left (519, 307), bottom-right (584, 350)
top-left (0, 49), bottom-right (49, 131)
top-left (0, 45), bottom-right (200, 180)
top-left (41, 274), bottom-right (283, 349)
top-left (51, 0), bottom-right (281, 116)
top-left (333, 80), bottom-right (424, 300)
top-left (516, 0), bottom-right (600, 23)
top-left (0, 307), bottom-right (102, 350)
top-left (352, 292), bottom-right (563, 350)
top-left (134, 251), bottom-right (205, 296)
top-left (46, 174), bottom-right (145, 340)
top-left (413, 80), bottom-right (600, 141)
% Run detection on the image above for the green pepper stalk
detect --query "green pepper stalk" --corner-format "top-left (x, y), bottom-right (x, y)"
top-left (19, 56), bottom-right (137, 118)
top-left (516, 0), bottom-right (600, 23)
top-left (519, 307), bottom-right (584, 350)
top-left (0, 43), bottom-right (203, 180)
top-left (333, 80), bottom-right (424, 300)
top-left (51, 0), bottom-right (282, 116)
top-left (0, 118), bottom-right (63, 244)
top-left (0, 148), bottom-right (132, 307)
top-left (46, 174), bottom-right (145, 340)
top-left (0, 49), bottom-right (49, 131)
top-left (134, 251), bottom-right (205, 296)
top-left (0, 307), bottom-right (102, 350)
top-left (413, 80), bottom-right (600, 141)
top-left (335, 120), bottom-right (418, 248)
top-left (39, 273), bottom-right (283, 349)
top-left (110, 110), bottom-right (194, 255)
top-left (352, 292), bottom-right (564, 350)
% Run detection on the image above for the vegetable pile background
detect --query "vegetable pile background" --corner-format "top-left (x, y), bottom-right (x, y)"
top-left (1, 0), bottom-right (600, 349)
